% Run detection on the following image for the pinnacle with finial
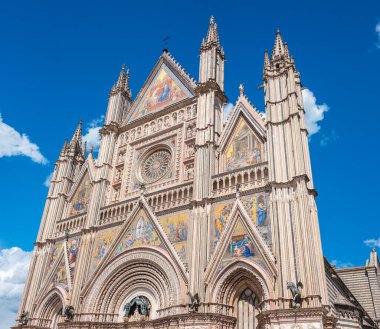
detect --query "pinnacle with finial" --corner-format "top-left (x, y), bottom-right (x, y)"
top-left (239, 83), bottom-right (245, 96)
top-left (204, 15), bottom-right (220, 47)
top-left (272, 28), bottom-right (284, 57)
top-left (70, 119), bottom-right (83, 147)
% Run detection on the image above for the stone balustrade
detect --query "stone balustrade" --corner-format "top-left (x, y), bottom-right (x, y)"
top-left (54, 214), bottom-right (87, 238)
top-left (211, 162), bottom-right (269, 197)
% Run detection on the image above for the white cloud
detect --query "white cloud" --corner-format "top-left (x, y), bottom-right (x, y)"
top-left (223, 103), bottom-right (234, 123)
top-left (376, 22), bottom-right (380, 48)
top-left (364, 238), bottom-right (380, 248)
top-left (43, 172), bottom-right (53, 187)
top-left (82, 115), bottom-right (105, 152)
top-left (302, 88), bottom-right (329, 137)
top-left (331, 259), bottom-right (354, 268)
top-left (0, 247), bottom-right (32, 329)
top-left (0, 114), bottom-right (48, 164)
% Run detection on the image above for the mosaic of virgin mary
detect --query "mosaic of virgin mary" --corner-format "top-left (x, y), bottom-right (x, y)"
top-left (131, 69), bottom-right (187, 121)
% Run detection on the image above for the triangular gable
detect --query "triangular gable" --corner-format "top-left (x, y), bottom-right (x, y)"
top-left (219, 104), bottom-right (265, 171)
top-left (39, 236), bottom-right (81, 301)
top-left (67, 161), bottom-right (94, 216)
top-left (83, 197), bottom-right (188, 294)
top-left (219, 94), bottom-right (266, 151)
top-left (111, 208), bottom-right (162, 256)
top-left (126, 52), bottom-right (196, 124)
top-left (205, 199), bottom-right (275, 282)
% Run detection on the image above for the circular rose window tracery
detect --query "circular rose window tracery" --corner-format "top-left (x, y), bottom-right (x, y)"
top-left (141, 149), bottom-right (171, 183)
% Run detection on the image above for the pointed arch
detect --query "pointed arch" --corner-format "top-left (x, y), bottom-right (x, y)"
top-left (33, 287), bottom-right (67, 328)
top-left (82, 247), bottom-right (186, 322)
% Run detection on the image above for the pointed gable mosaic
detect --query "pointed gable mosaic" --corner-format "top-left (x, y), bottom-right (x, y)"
top-left (113, 209), bottom-right (162, 257)
top-left (129, 65), bottom-right (190, 122)
top-left (224, 117), bottom-right (263, 172)
top-left (216, 219), bottom-right (268, 274)
top-left (70, 172), bottom-right (92, 215)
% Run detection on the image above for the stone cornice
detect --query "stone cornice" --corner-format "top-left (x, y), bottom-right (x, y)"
top-left (195, 80), bottom-right (227, 102)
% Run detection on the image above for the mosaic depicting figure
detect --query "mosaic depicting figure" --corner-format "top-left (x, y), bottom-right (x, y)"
top-left (159, 212), bottom-right (189, 260)
top-left (225, 119), bottom-right (262, 172)
top-left (130, 68), bottom-right (187, 121)
top-left (48, 242), bottom-right (63, 269)
top-left (52, 259), bottom-right (68, 292)
top-left (216, 221), bottom-right (268, 274)
top-left (70, 174), bottom-right (92, 215)
top-left (116, 210), bottom-right (161, 256)
top-left (210, 202), bottom-right (234, 254)
top-left (230, 235), bottom-right (255, 257)
top-left (241, 194), bottom-right (271, 248)
top-left (68, 238), bottom-right (80, 268)
top-left (90, 227), bottom-right (120, 275)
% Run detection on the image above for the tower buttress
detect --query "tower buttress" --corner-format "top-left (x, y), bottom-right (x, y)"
top-left (86, 66), bottom-right (131, 228)
top-left (264, 30), bottom-right (328, 310)
top-left (190, 16), bottom-right (227, 300)
top-left (19, 121), bottom-right (85, 320)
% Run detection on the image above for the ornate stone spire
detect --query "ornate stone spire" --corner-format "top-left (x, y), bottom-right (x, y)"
top-left (59, 138), bottom-right (68, 158)
top-left (263, 50), bottom-right (270, 69)
top-left (70, 119), bottom-right (82, 146)
top-left (272, 29), bottom-right (284, 58)
top-left (203, 15), bottom-right (220, 48)
top-left (116, 64), bottom-right (126, 88)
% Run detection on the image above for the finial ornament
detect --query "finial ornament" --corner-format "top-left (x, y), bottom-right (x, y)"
top-left (239, 83), bottom-right (245, 96)
top-left (210, 15), bottom-right (214, 24)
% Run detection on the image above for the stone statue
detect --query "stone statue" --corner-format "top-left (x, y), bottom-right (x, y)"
top-left (124, 296), bottom-right (151, 318)
top-left (187, 292), bottom-right (200, 312)
top-left (64, 305), bottom-right (75, 320)
top-left (287, 281), bottom-right (303, 307)
top-left (19, 310), bottom-right (28, 325)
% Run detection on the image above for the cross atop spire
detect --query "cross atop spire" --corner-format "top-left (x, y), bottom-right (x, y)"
top-left (203, 15), bottom-right (221, 48)
top-left (272, 29), bottom-right (284, 58)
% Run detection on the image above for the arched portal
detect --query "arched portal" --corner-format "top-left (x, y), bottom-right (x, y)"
top-left (34, 288), bottom-right (66, 328)
top-left (210, 260), bottom-right (274, 328)
top-left (83, 247), bottom-right (186, 323)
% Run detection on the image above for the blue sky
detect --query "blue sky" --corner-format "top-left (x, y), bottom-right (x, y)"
top-left (0, 0), bottom-right (379, 326)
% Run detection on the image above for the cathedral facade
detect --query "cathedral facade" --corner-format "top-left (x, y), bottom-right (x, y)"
top-left (14, 17), bottom-right (379, 329)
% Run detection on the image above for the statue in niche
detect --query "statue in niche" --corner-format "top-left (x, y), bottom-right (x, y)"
top-left (114, 168), bottom-right (122, 182)
top-left (157, 118), bottom-right (163, 130)
top-left (123, 296), bottom-right (151, 321)
top-left (144, 125), bottom-right (149, 136)
top-left (178, 110), bottom-right (185, 122)
top-left (150, 121), bottom-right (156, 133)
top-left (131, 130), bottom-right (135, 141)
top-left (118, 150), bottom-right (126, 163)
top-left (185, 165), bottom-right (194, 180)
top-left (186, 107), bottom-right (192, 119)
top-left (186, 144), bottom-right (195, 158)
top-left (164, 116), bottom-right (170, 127)
top-left (172, 112), bottom-right (177, 124)
top-left (113, 188), bottom-right (120, 202)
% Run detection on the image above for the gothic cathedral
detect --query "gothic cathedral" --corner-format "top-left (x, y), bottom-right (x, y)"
top-left (14, 17), bottom-right (380, 329)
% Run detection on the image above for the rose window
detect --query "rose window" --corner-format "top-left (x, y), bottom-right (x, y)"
top-left (141, 149), bottom-right (171, 183)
